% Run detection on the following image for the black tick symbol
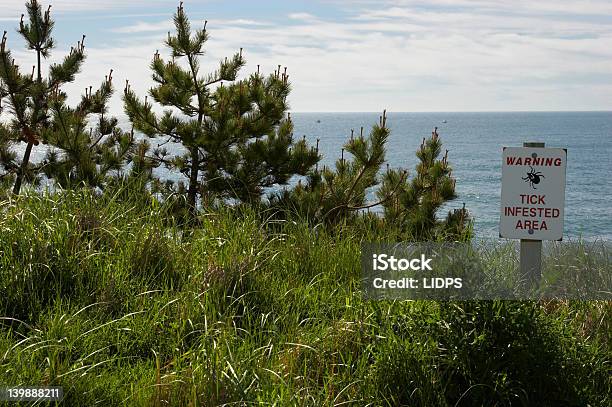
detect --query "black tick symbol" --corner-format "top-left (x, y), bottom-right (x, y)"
top-left (522, 166), bottom-right (544, 189)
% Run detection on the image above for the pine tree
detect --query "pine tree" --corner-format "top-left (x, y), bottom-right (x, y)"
top-left (272, 115), bottom-right (469, 240)
top-left (379, 127), bottom-right (469, 240)
top-left (273, 111), bottom-right (407, 224)
top-left (0, 0), bottom-right (136, 194)
top-left (0, 1), bottom-right (58, 194)
top-left (123, 2), bottom-right (319, 216)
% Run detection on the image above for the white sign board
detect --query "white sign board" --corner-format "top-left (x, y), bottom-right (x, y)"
top-left (500, 147), bottom-right (567, 240)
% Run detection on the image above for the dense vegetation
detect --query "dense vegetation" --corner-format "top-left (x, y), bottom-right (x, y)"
top-left (0, 1), bottom-right (469, 240)
top-left (0, 191), bottom-right (610, 406)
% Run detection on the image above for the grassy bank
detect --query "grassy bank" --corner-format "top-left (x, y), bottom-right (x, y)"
top-left (0, 190), bottom-right (610, 406)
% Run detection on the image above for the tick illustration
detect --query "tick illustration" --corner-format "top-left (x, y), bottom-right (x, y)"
top-left (522, 166), bottom-right (544, 189)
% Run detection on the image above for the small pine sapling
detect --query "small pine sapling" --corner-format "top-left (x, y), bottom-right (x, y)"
top-left (379, 127), bottom-right (470, 240)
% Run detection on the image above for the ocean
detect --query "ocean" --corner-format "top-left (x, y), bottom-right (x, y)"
top-left (290, 112), bottom-right (612, 241)
top-left (19, 111), bottom-right (612, 240)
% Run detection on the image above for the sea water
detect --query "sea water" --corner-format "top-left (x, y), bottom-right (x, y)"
top-left (290, 112), bottom-right (612, 240)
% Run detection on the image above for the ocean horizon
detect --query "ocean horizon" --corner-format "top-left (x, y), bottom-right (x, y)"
top-left (16, 111), bottom-right (612, 241)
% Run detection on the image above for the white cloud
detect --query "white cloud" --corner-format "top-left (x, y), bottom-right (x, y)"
top-left (362, 0), bottom-right (612, 16)
top-left (0, 0), bottom-right (173, 12)
top-left (288, 12), bottom-right (318, 21)
top-left (2, 0), bottom-right (612, 114)
top-left (112, 20), bottom-right (174, 34)
top-left (111, 18), bottom-right (269, 34)
top-left (0, 1), bottom-right (176, 24)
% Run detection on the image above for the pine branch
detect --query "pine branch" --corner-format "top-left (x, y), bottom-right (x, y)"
top-left (348, 171), bottom-right (407, 210)
top-left (0, 39), bottom-right (30, 128)
top-left (48, 37), bottom-right (85, 88)
top-left (320, 170), bottom-right (407, 218)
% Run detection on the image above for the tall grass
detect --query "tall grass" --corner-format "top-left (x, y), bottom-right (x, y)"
top-left (0, 190), bottom-right (610, 406)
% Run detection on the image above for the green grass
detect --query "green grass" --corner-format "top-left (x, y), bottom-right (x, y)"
top-left (0, 190), bottom-right (610, 406)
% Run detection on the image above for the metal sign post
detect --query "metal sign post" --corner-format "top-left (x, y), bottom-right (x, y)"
top-left (521, 142), bottom-right (544, 285)
top-left (500, 142), bottom-right (567, 287)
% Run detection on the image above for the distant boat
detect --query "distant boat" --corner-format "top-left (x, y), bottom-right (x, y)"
top-left (442, 120), bottom-right (447, 123)
top-left (316, 119), bottom-right (321, 123)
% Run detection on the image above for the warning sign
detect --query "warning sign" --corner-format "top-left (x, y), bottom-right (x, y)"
top-left (500, 147), bottom-right (567, 240)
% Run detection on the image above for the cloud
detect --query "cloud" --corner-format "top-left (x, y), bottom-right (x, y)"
top-left (2, 0), bottom-right (612, 114)
top-left (358, 0), bottom-right (612, 16)
top-left (112, 18), bottom-right (269, 34)
top-left (0, 0), bottom-right (174, 12)
top-left (288, 12), bottom-right (318, 21)
top-left (0, 1), bottom-right (177, 24)
top-left (112, 20), bottom-right (174, 34)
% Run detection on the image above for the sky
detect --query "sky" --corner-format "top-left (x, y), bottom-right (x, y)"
top-left (1, 0), bottom-right (612, 114)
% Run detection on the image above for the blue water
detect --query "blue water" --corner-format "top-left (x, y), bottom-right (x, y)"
top-left (22, 111), bottom-right (612, 240)
top-left (289, 112), bottom-right (612, 241)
